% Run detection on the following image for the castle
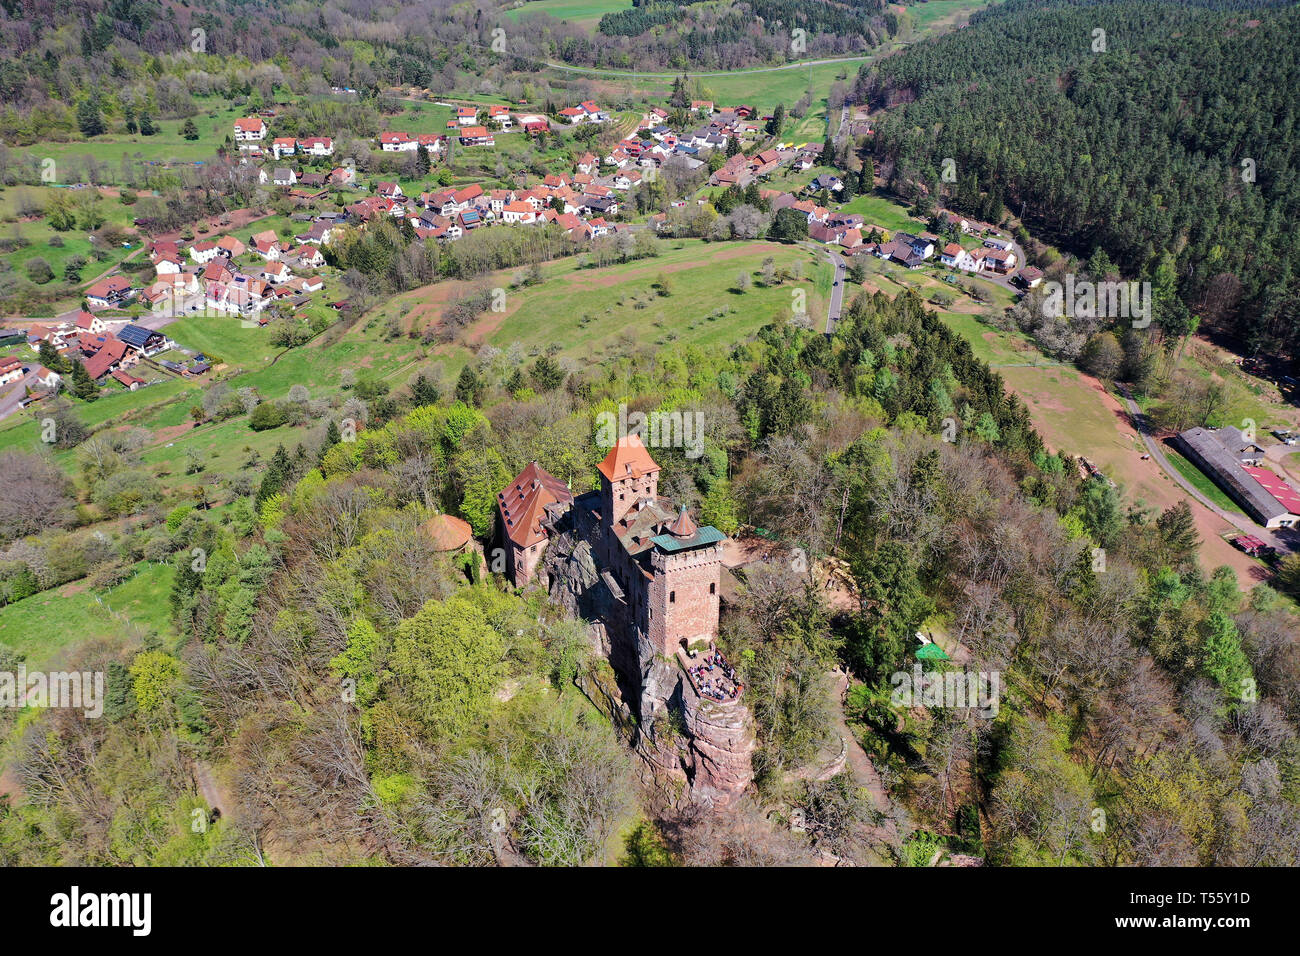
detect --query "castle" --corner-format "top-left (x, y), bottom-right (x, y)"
top-left (497, 435), bottom-right (725, 658)
top-left (496, 435), bottom-right (753, 807)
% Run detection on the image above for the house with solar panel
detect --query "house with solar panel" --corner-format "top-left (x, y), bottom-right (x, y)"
top-left (115, 324), bottom-right (169, 357)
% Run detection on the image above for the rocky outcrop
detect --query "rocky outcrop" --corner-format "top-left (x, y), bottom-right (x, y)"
top-left (679, 675), bottom-right (756, 809)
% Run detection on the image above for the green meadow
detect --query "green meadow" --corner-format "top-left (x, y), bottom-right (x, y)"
top-left (505, 0), bottom-right (633, 29)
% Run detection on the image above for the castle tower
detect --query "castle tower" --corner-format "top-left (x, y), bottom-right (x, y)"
top-left (646, 506), bottom-right (724, 657)
top-left (597, 434), bottom-right (661, 529)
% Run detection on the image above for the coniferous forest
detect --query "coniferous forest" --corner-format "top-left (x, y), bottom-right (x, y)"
top-left (864, 0), bottom-right (1300, 358)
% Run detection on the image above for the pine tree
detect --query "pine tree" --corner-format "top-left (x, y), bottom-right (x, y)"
top-left (77, 97), bottom-right (105, 137)
top-left (669, 75), bottom-right (689, 109)
top-left (766, 103), bottom-right (785, 138)
top-left (256, 444), bottom-right (292, 505)
top-left (455, 365), bottom-right (481, 406)
top-left (410, 373), bottom-right (440, 407)
top-left (1155, 500), bottom-right (1199, 567)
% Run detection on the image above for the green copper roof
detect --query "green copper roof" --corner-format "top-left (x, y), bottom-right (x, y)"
top-left (916, 643), bottom-right (951, 661)
top-left (650, 525), bottom-right (726, 553)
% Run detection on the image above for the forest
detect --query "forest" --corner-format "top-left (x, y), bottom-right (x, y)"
top-left (861, 0), bottom-right (1300, 357)
top-left (0, 0), bottom-right (899, 109)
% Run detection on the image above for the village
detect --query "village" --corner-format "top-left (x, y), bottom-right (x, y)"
top-left (0, 90), bottom-right (1050, 418)
top-left (3, 80), bottom-right (1298, 591)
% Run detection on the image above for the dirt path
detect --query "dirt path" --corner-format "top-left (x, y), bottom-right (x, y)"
top-left (194, 759), bottom-right (227, 815)
top-left (1002, 363), bottom-right (1267, 587)
top-left (829, 671), bottom-right (899, 852)
top-left (81, 244), bottom-right (143, 289)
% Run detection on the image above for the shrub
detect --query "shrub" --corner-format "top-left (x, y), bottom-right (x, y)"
top-left (249, 401), bottom-right (290, 431)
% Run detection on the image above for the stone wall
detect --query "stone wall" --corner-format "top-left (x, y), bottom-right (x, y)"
top-left (648, 544), bottom-right (722, 656)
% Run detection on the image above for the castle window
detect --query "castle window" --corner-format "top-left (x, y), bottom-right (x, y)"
top-left (710, 582), bottom-right (716, 595)
top-left (669, 590), bottom-right (675, 603)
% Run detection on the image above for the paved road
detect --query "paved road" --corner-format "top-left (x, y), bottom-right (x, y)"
top-left (1117, 384), bottom-right (1294, 555)
top-left (822, 247), bottom-right (846, 333)
top-left (0, 375), bottom-right (31, 421)
top-left (831, 103), bottom-right (849, 145)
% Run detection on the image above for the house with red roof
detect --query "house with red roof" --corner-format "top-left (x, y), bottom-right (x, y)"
top-left (85, 275), bottom-right (135, 310)
top-left (0, 355), bottom-right (24, 386)
top-left (111, 369), bottom-right (146, 390)
top-left (459, 125), bottom-right (494, 146)
top-left (300, 136), bottom-right (334, 156)
top-left (234, 116), bottom-right (267, 142)
top-left (61, 309), bottom-right (105, 335)
top-left (32, 366), bottom-right (61, 390)
top-left (501, 201), bottom-right (537, 225)
top-left (940, 242), bottom-right (979, 272)
top-left (189, 239), bottom-right (219, 263)
top-left (379, 131), bottom-right (418, 152)
top-left (216, 235), bottom-right (246, 258)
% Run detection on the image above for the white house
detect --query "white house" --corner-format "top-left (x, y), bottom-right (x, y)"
top-left (234, 117), bottom-right (267, 142)
top-left (379, 131), bottom-right (418, 152)
top-left (300, 136), bottom-right (334, 157)
top-left (940, 242), bottom-right (979, 272)
top-left (501, 201), bottom-right (538, 225)
top-left (190, 240), bottom-right (219, 263)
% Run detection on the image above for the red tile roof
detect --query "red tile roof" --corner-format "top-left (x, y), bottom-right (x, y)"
top-left (421, 513), bottom-right (473, 552)
top-left (497, 462), bottom-right (573, 548)
top-left (597, 434), bottom-right (660, 482)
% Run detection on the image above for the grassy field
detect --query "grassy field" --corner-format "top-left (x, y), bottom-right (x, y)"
top-left (505, 0), bottom-right (632, 28)
top-left (0, 561), bottom-right (177, 669)
top-left (1165, 447), bottom-right (1246, 515)
top-left (373, 238), bottom-right (832, 378)
top-left (901, 0), bottom-right (1003, 33)
top-left (0, 239), bottom-right (832, 509)
top-left (7, 100), bottom-right (249, 185)
top-left (838, 192), bottom-right (927, 234)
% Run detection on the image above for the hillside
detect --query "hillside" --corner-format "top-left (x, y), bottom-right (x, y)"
top-left (862, 0), bottom-right (1300, 356)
